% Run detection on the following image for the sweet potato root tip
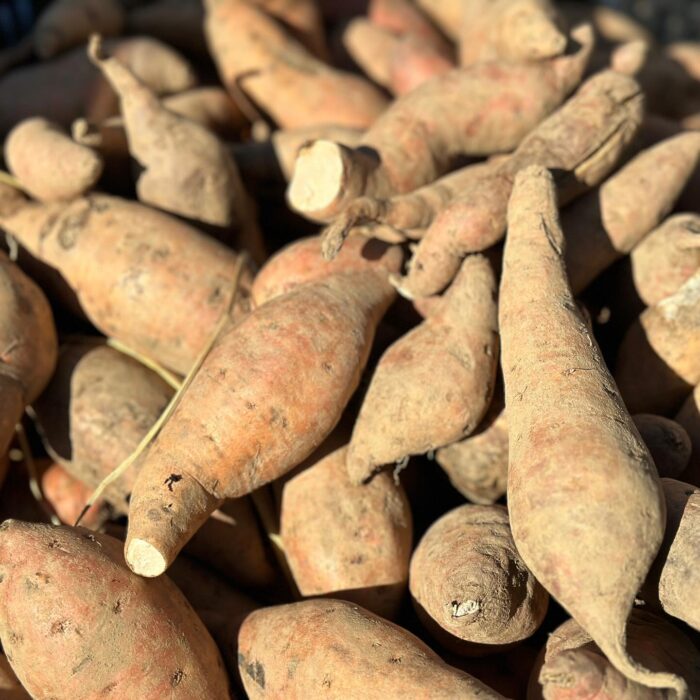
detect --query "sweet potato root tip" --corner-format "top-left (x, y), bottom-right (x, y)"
top-left (126, 538), bottom-right (168, 578)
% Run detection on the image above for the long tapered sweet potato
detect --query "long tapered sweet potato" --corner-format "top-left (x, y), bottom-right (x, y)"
top-left (0, 250), bottom-right (57, 457)
top-left (124, 239), bottom-right (402, 577)
top-left (237, 598), bottom-right (507, 699)
top-left (533, 611), bottom-right (700, 700)
top-left (630, 214), bottom-right (700, 306)
top-left (641, 479), bottom-right (700, 632)
top-left (615, 272), bottom-right (700, 416)
top-left (676, 385), bottom-right (700, 486)
top-left (281, 446), bottom-right (412, 618)
top-left (459, 0), bottom-right (566, 66)
top-left (563, 132), bottom-right (700, 294)
top-left (347, 254), bottom-right (498, 484)
top-left (0, 37), bottom-right (196, 133)
top-left (34, 343), bottom-right (278, 590)
top-left (0, 521), bottom-right (230, 699)
top-left (410, 504), bottom-right (548, 655)
top-left (436, 407), bottom-right (509, 505)
top-left (0, 193), bottom-right (253, 374)
top-left (33, 0), bottom-right (124, 59)
top-left (633, 415), bottom-right (692, 480)
top-left (288, 24), bottom-right (593, 221)
top-left (89, 35), bottom-right (259, 233)
top-left (501, 165), bottom-right (682, 696)
top-left (5, 117), bottom-right (103, 202)
top-left (205, 0), bottom-right (388, 129)
top-left (388, 68), bottom-right (643, 298)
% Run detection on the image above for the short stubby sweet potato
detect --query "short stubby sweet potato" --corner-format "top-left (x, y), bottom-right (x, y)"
top-left (347, 254), bottom-right (499, 484)
top-left (0, 193), bottom-right (253, 374)
top-left (616, 272), bottom-right (700, 416)
top-left (5, 118), bottom-right (103, 202)
top-left (532, 610), bottom-right (700, 700)
top-left (410, 504), bottom-right (548, 655)
top-left (436, 408), bottom-right (508, 505)
top-left (281, 446), bottom-right (412, 619)
top-left (237, 599), bottom-right (507, 699)
top-left (125, 242), bottom-right (402, 577)
top-left (630, 213), bottom-right (700, 307)
top-left (642, 479), bottom-right (700, 632)
top-left (633, 414), bottom-right (692, 480)
top-left (0, 521), bottom-right (230, 699)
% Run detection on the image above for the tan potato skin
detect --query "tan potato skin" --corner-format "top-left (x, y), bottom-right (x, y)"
top-left (616, 272), bottom-right (700, 416)
top-left (40, 462), bottom-right (107, 529)
top-left (281, 446), bottom-right (412, 619)
top-left (126, 246), bottom-right (402, 574)
top-left (204, 0), bottom-right (388, 129)
top-left (633, 415), bottom-right (692, 480)
top-left (0, 252), bottom-right (57, 455)
top-left (410, 504), bottom-right (548, 654)
top-left (642, 479), bottom-right (700, 632)
top-left (163, 87), bottom-right (246, 139)
top-left (5, 118), bottom-right (103, 202)
top-left (237, 599), bottom-right (507, 699)
top-left (0, 521), bottom-right (230, 700)
top-left (563, 132), bottom-right (700, 294)
top-left (501, 166), bottom-right (679, 695)
top-left (389, 38), bottom-right (454, 95)
top-left (347, 255), bottom-right (498, 483)
top-left (437, 408), bottom-right (508, 505)
top-left (0, 194), bottom-right (253, 374)
top-left (630, 214), bottom-right (700, 307)
top-left (532, 611), bottom-right (700, 700)
top-left (0, 37), bottom-right (195, 133)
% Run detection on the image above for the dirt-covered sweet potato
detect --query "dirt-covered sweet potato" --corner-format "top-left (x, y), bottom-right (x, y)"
top-left (633, 415), bottom-right (692, 480)
top-left (0, 521), bottom-right (230, 699)
top-left (410, 504), bottom-right (548, 655)
top-left (281, 446), bottom-right (412, 618)
top-left (237, 598), bottom-right (507, 699)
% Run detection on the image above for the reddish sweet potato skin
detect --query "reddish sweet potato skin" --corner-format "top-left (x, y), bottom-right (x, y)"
top-left (0, 521), bottom-right (229, 699)
top-left (281, 446), bottom-right (412, 618)
top-left (0, 194), bottom-right (253, 374)
top-left (237, 599), bottom-right (507, 699)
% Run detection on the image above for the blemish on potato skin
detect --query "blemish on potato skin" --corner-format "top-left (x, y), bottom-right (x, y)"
top-left (71, 656), bottom-right (92, 675)
top-left (239, 654), bottom-right (265, 689)
top-left (171, 669), bottom-right (185, 687)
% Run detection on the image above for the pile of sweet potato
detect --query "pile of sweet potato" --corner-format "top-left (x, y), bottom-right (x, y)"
top-left (0, 0), bottom-right (698, 698)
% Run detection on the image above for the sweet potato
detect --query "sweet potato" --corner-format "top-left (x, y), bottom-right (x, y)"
top-left (124, 238), bottom-right (402, 576)
top-left (558, 1), bottom-right (653, 46)
top-left (0, 655), bottom-right (29, 700)
top-left (459, 0), bottom-right (566, 66)
top-left (676, 384), bottom-right (700, 486)
top-left (288, 24), bottom-right (593, 221)
top-left (0, 521), bottom-right (229, 699)
top-left (343, 18), bottom-right (401, 89)
top-left (0, 250), bottom-right (57, 457)
top-left (563, 132), bottom-right (700, 294)
top-left (630, 214), bottom-right (700, 306)
top-left (89, 36), bottom-right (259, 234)
top-left (633, 415), bottom-right (692, 480)
top-left (413, 0), bottom-right (462, 40)
top-left (436, 407), bottom-right (508, 505)
top-left (163, 86), bottom-right (247, 138)
top-left (34, 343), bottom-right (278, 590)
top-left (281, 446), bottom-right (412, 618)
top-left (532, 610), bottom-right (700, 700)
top-left (237, 598), bottom-right (507, 699)
top-left (501, 165), bottom-right (681, 695)
top-left (642, 479), bottom-right (700, 632)
top-left (389, 38), bottom-right (455, 95)
top-left (387, 68), bottom-right (643, 298)
top-left (615, 272), bottom-right (700, 416)
top-left (0, 37), bottom-right (196, 133)
top-left (40, 462), bottom-right (108, 530)
top-left (5, 117), bottom-right (103, 202)
top-left (0, 193), bottom-right (253, 374)
top-left (410, 504), bottom-right (548, 654)
top-left (126, 0), bottom-right (207, 55)
top-left (205, 0), bottom-right (388, 129)
top-left (347, 254), bottom-right (498, 483)
top-left (33, 0), bottom-right (124, 59)
top-left (252, 0), bottom-right (328, 58)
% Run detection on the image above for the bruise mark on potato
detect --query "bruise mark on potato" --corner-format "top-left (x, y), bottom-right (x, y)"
top-left (239, 654), bottom-right (266, 689)
top-left (164, 474), bottom-right (182, 492)
top-left (100, 682), bottom-right (118, 694)
top-left (71, 656), bottom-right (92, 675)
top-left (171, 669), bottom-right (185, 687)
